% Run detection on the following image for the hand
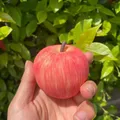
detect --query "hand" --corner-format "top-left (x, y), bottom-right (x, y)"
top-left (8, 52), bottom-right (97, 120)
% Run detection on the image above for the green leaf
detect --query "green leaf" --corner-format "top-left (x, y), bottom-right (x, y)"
top-left (106, 105), bottom-right (118, 114)
top-left (24, 41), bottom-right (36, 47)
top-left (11, 24), bottom-right (20, 41)
top-left (15, 60), bottom-right (24, 68)
top-left (0, 12), bottom-right (15, 23)
top-left (0, 78), bottom-right (7, 91)
top-left (115, 1), bottom-right (120, 14)
top-left (73, 19), bottom-right (93, 43)
top-left (44, 21), bottom-right (57, 34)
top-left (7, 6), bottom-right (22, 27)
top-left (80, 5), bottom-right (95, 12)
top-left (19, 44), bottom-right (31, 60)
top-left (101, 61), bottom-right (114, 79)
top-left (37, 11), bottom-right (47, 24)
top-left (19, 27), bottom-right (26, 41)
top-left (0, 92), bottom-right (6, 101)
top-left (26, 20), bottom-right (37, 37)
top-left (36, 0), bottom-right (47, 11)
top-left (59, 33), bottom-right (68, 43)
top-left (49, 0), bottom-right (63, 13)
top-left (10, 43), bottom-right (22, 53)
top-left (0, 26), bottom-right (12, 40)
top-left (97, 5), bottom-right (115, 17)
top-left (75, 24), bottom-right (101, 50)
top-left (8, 65), bottom-right (17, 77)
top-left (46, 35), bottom-right (57, 46)
top-left (110, 17), bottom-right (120, 25)
top-left (112, 45), bottom-right (119, 57)
top-left (94, 81), bottom-right (104, 101)
top-left (7, 92), bottom-right (14, 102)
top-left (88, 0), bottom-right (98, 5)
top-left (19, 0), bottom-right (37, 12)
top-left (0, 53), bottom-right (8, 67)
top-left (54, 14), bottom-right (68, 26)
top-left (97, 20), bottom-right (111, 36)
top-left (86, 42), bottom-right (115, 59)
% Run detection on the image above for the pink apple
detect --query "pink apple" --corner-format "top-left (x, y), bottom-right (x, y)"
top-left (33, 43), bottom-right (89, 99)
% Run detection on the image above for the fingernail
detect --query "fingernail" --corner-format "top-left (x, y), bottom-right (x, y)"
top-left (25, 61), bottom-right (29, 69)
top-left (74, 111), bottom-right (87, 120)
top-left (86, 84), bottom-right (95, 97)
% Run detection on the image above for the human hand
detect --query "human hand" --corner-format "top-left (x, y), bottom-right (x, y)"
top-left (8, 52), bottom-right (97, 120)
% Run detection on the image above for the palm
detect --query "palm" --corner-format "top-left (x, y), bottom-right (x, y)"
top-left (16, 88), bottom-right (83, 120)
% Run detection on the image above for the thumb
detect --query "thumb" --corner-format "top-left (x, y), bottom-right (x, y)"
top-left (12, 61), bottom-right (36, 108)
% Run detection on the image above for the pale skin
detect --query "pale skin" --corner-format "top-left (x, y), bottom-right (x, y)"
top-left (8, 52), bottom-right (97, 120)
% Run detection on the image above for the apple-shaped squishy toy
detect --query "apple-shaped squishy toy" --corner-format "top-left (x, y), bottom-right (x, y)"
top-left (33, 42), bottom-right (89, 99)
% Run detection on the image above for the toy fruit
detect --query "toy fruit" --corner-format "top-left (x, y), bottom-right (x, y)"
top-left (33, 42), bottom-right (89, 99)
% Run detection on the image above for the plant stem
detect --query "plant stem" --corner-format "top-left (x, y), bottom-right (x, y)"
top-left (60, 42), bottom-right (66, 52)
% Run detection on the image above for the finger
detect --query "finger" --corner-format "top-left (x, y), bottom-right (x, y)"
top-left (73, 101), bottom-right (96, 120)
top-left (12, 61), bottom-right (36, 108)
top-left (80, 80), bottom-right (97, 99)
top-left (84, 52), bottom-right (93, 64)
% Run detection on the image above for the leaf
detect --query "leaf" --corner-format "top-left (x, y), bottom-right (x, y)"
top-left (0, 92), bottom-right (6, 101)
top-left (7, 92), bottom-right (14, 102)
top-left (0, 53), bottom-right (8, 67)
top-left (8, 65), bottom-right (17, 77)
top-left (19, 27), bottom-right (26, 41)
top-left (109, 17), bottom-right (120, 25)
top-left (94, 81), bottom-right (104, 101)
top-left (112, 45), bottom-right (119, 57)
top-left (114, 1), bottom-right (120, 14)
top-left (10, 43), bottom-right (22, 53)
top-left (0, 26), bottom-right (12, 40)
top-left (46, 35), bottom-right (57, 46)
top-left (37, 11), bottom-right (47, 24)
top-left (7, 6), bottom-right (22, 26)
top-left (0, 78), bottom-right (7, 91)
top-left (73, 19), bottom-right (93, 42)
top-left (26, 20), bottom-right (37, 37)
top-left (80, 5), bottom-right (95, 12)
top-left (15, 60), bottom-right (24, 68)
top-left (59, 33), bottom-right (68, 43)
top-left (97, 20), bottom-right (111, 36)
top-left (19, 0), bottom-right (38, 12)
top-left (11, 24), bottom-right (20, 41)
top-left (0, 12), bottom-right (15, 23)
top-left (101, 61), bottom-right (114, 79)
top-left (24, 41), bottom-right (36, 47)
top-left (44, 21), bottom-right (57, 34)
top-left (97, 4), bottom-right (115, 17)
top-left (88, 0), bottom-right (98, 5)
top-left (86, 42), bottom-right (115, 59)
top-left (36, 0), bottom-right (47, 11)
top-left (19, 44), bottom-right (31, 60)
top-left (54, 14), bottom-right (68, 26)
top-left (75, 24), bottom-right (101, 50)
top-left (49, 0), bottom-right (63, 13)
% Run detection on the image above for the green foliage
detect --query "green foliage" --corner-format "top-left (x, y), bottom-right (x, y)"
top-left (0, 0), bottom-right (120, 119)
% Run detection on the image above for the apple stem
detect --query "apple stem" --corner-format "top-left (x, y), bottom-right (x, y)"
top-left (60, 42), bottom-right (66, 52)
